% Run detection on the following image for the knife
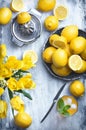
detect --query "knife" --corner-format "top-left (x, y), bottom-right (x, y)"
top-left (40, 83), bottom-right (66, 123)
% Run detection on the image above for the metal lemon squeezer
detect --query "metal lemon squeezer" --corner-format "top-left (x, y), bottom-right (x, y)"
top-left (11, 9), bottom-right (42, 46)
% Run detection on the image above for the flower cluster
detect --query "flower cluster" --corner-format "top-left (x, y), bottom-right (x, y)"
top-left (0, 44), bottom-right (36, 119)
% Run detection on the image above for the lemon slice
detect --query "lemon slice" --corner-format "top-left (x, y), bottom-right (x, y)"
top-left (10, 0), bottom-right (24, 12)
top-left (23, 50), bottom-right (38, 64)
top-left (68, 55), bottom-right (83, 71)
top-left (53, 5), bottom-right (68, 20)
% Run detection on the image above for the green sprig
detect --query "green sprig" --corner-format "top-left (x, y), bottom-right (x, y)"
top-left (57, 98), bottom-right (71, 117)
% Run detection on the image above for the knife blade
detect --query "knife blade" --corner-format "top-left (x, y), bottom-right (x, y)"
top-left (40, 83), bottom-right (66, 123)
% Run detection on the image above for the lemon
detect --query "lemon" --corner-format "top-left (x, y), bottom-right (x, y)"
top-left (64, 44), bottom-right (72, 57)
top-left (69, 80), bottom-right (85, 97)
top-left (57, 95), bottom-right (78, 116)
top-left (49, 34), bottom-right (59, 44)
top-left (70, 36), bottom-right (86, 54)
top-left (52, 48), bottom-right (68, 67)
top-left (10, 0), bottom-right (24, 12)
top-left (16, 12), bottom-right (31, 24)
top-left (0, 7), bottom-right (12, 25)
top-left (53, 5), bottom-right (68, 20)
top-left (44, 15), bottom-right (59, 31)
top-left (23, 50), bottom-right (38, 64)
top-left (51, 64), bottom-right (72, 76)
top-left (68, 55), bottom-right (83, 71)
top-left (80, 47), bottom-right (86, 60)
top-left (76, 60), bottom-right (86, 73)
top-left (37, 0), bottom-right (56, 12)
top-left (14, 112), bottom-right (32, 128)
top-left (42, 47), bottom-right (56, 63)
top-left (49, 34), bottom-right (67, 48)
top-left (61, 25), bottom-right (78, 42)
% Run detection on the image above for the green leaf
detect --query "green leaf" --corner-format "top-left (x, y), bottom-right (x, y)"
top-left (16, 90), bottom-right (32, 100)
top-left (57, 98), bottom-right (64, 110)
top-left (62, 111), bottom-right (70, 117)
top-left (20, 70), bottom-right (29, 73)
top-left (63, 105), bottom-right (71, 111)
top-left (8, 88), bottom-right (13, 99)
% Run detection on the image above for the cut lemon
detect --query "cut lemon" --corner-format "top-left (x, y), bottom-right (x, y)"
top-left (53, 5), bottom-right (68, 20)
top-left (10, 0), bottom-right (24, 12)
top-left (23, 50), bottom-right (38, 64)
top-left (68, 55), bottom-right (83, 71)
top-left (17, 12), bottom-right (31, 24)
top-left (49, 34), bottom-right (67, 49)
top-left (76, 60), bottom-right (86, 73)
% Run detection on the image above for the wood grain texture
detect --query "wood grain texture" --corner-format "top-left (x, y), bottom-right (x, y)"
top-left (0, 0), bottom-right (86, 130)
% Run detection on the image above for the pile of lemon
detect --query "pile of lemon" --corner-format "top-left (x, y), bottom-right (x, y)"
top-left (42, 25), bottom-right (86, 77)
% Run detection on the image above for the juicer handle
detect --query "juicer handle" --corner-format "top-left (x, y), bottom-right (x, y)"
top-left (28, 8), bottom-right (42, 19)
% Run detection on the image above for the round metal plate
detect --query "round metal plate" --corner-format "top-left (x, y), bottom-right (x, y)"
top-left (42, 28), bottom-right (86, 81)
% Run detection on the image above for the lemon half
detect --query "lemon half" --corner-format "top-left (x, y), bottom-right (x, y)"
top-left (68, 55), bottom-right (83, 71)
top-left (10, 0), bottom-right (24, 12)
top-left (53, 5), bottom-right (68, 20)
top-left (23, 50), bottom-right (38, 64)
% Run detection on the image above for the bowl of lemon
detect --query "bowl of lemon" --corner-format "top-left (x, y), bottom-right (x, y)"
top-left (42, 25), bottom-right (86, 81)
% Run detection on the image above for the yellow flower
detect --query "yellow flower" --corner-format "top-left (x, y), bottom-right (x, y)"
top-left (19, 74), bottom-right (36, 89)
top-left (0, 87), bottom-right (4, 96)
top-left (0, 100), bottom-right (8, 118)
top-left (6, 56), bottom-right (23, 70)
top-left (0, 64), bottom-right (12, 78)
top-left (0, 44), bottom-right (6, 58)
top-left (7, 77), bottom-right (24, 91)
top-left (17, 80), bottom-right (24, 90)
top-left (10, 96), bottom-right (24, 112)
top-left (7, 77), bottom-right (17, 91)
top-left (21, 58), bottom-right (35, 71)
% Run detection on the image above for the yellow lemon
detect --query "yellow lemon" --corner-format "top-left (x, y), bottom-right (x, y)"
top-left (49, 34), bottom-right (67, 48)
top-left (16, 12), bottom-right (31, 24)
top-left (49, 34), bottom-right (59, 44)
top-left (23, 50), bottom-right (38, 64)
top-left (70, 36), bottom-right (86, 54)
top-left (42, 47), bottom-right (56, 63)
top-left (14, 112), bottom-right (32, 128)
top-left (68, 54), bottom-right (83, 71)
top-left (44, 15), bottom-right (59, 31)
top-left (69, 80), bottom-right (85, 97)
top-left (10, 0), bottom-right (24, 12)
top-left (53, 5), bottom-right (68, 20)
top-left (51, 64), bottom-right (72, 76)
top-left (75, 60), bottom-right (86, 73)
top-left (37, 0), bottom-right (56, 12)
top-left (0, 7), bottom-right (12, 25)
top-left (52, 48), bottom-right (68, 67)
top-left (61, 25), bottom-right (78, 42)
top-left (57, 95), bottom-right (78, 116)
top-left (64, 44), bottom-right (72, 57)
top-left (80, 47), bottom-right (86, 60)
